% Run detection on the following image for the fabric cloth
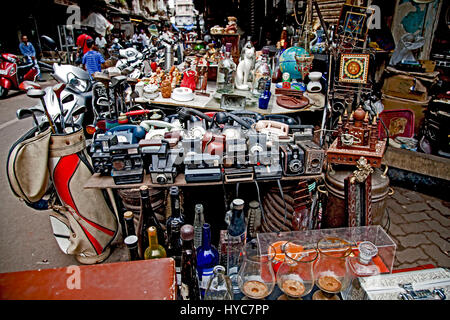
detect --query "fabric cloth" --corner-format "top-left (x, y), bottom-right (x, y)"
top-left (95, 36), bottom-right (107, 49)
top-left (76, 34), bottom-right (93, 55)
top-left (82, 50), bottom-right (105, 77)
top-left (19, 42), bottom-right (36, 58)
top-left (81, 12), bottom-right (113, 37)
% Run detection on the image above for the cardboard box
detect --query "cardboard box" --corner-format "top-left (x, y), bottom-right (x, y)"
top-left (382, 75), bottom-right (428, 102)
top-left (382, 94), bottom-right (430, 134)
top-left (419, 60), bottom-right (436, 73)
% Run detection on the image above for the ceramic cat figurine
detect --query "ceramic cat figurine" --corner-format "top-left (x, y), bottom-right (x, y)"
top-left (235, 42), bottom-right (255, 90)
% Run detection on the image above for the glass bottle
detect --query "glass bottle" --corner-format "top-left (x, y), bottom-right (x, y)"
top-left (124, 235), bottom-right (139, 261)
top-left (166, 186), bottom-right (185, 246)
top-left (204, 265), bottom-right (233, 300)
top-left (167, 219), bottom-right (183, 271)
top-left (123, 211), bottom-right (135, 237)
top-left (137, 185), bottom-right (165, 258)
top-left (226, 198), bottom-right (247, 294)
top-left (258, 79), bottom-right (272, 110)
top-left (252, 46), bottom-right (272, 97)
top-left (180, 224), bottom-right (200, 300)
top-left (216, 42), bottom-right (236, 94)
top-left (196, 223), bottom-right (219, 298)
top-left (144, 226), bottom-right (167, 260)
top-left (193, 204), bottom-right (205, 249)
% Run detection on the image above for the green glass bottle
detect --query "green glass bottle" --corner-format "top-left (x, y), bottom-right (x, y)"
top-left (144, 226), bottom-right (167, 260)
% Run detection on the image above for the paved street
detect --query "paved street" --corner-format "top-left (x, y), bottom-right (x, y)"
top-left (0, 74), bottom-right (448, 274)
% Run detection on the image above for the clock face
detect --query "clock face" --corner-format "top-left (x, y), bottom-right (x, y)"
top-left (282, 72), bottom-right (290, 81)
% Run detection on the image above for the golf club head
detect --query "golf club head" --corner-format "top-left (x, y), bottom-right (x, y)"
top-left (19, 81), bottom-right (41, 92)
top-left (71, 105), bottom-right (88, 118)
top-left (52, 83), bottom-right (66, 98)
top-left (16, 108), bottom-right (35, 120)
top-left (26, 89), bottom-right (46, 99)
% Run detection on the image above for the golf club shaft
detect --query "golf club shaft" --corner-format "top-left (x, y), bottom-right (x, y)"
top-left (39, 98), bottom-right (57, 133)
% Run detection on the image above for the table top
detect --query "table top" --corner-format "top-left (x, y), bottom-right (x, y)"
top-left (84, 172), bottom-right (324, 189)
top-left (132, 82), bottom-right (325, 115)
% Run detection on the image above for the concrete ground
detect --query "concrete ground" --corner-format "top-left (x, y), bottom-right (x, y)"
top-left (0, 72), bottom-right (448, 274)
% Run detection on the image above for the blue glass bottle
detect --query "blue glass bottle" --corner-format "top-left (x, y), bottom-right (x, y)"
top-left (196, 223), bottom-right (219, 298)
top-left (258, 80), bottom-right (272, 110)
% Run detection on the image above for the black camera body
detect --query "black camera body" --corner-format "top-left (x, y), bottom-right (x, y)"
top-left (91, 134), bottom-right (119, 175)
top-left (280, 144), bottom-right (305, 176)
top-left (291, 125), bottom-right (314, 143)
top-left (297, 141), bottom-right (325, 175)
top-left (144, 141), bottom-right (178, 185)
top-left (110, 143), bottom-right (144, 185)
top-left (184, 153), bottom-right (222, 183)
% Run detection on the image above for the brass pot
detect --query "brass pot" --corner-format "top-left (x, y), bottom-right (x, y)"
top-left (319, 165), bottom-right (391, 228)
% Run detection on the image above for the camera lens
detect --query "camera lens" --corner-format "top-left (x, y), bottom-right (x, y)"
top-left (311, 159), bottom-right (320, 168)
top-left (289, 159), bottom-right (302, 173)
top-left (156, 174), bottom-right (167, 184)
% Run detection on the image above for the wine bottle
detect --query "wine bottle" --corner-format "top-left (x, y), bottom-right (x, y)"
top-left (180, 224), bottom-right (200, 300)
top-left (193, 204), bottom-right (205, 249)
top-left (196, 223), bottom-right (219, 298)
top-left (144, 226), bottom-right (167, 260)
top-left (137, 185), bottom-right (165, 258)
top-left (166, 186), bottom-right (185, 250)
top-left (124, 235), bottom-right (139, 261)
top-left (167, 219), bottom-right (183, 270)
top-left (226, 198), bottom-right (247, 293)
top-left (204, 265), bottom-right (233, 300)
top-left (123, 211), bottom-right (135, 237)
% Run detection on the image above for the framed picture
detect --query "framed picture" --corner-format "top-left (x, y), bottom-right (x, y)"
top-left (339, 53), bottom-right (370, 84)
top-left (337, 4), bottom-right (374, 43)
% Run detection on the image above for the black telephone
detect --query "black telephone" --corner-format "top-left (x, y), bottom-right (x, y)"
top-left (264, 114), bottom-right (300, 126)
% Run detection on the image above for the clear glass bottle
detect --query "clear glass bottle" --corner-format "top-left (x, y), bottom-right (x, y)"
top-left (204, 265), bottom-right (233, 300)
top-left (196, 223), bottom-right (219, 298)
top-left (193, 204), bottom-right (205, 249)
top-left (144, 226), bottom-right (167, 260)
top-left (226, 198), bottom-right (247, 294)
top-left (137, 186), bottom-right (165, 258)
top-left (180, 224), bottom-right (200, 300)
top-left (252, 46), bottom-right (272, 97)
top-left (216, 42), bottom-right (236, 94)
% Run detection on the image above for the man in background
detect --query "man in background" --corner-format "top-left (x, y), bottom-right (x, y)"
top-left (82, 38), bottom-right (105, 78)
top-left (95, 33), bottom-right (107, 57)
top-left (75, 32), bottom-right (93, 65)
top-left (19, 35), bottom-right (44, 82)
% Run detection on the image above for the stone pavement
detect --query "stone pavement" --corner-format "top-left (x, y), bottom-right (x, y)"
top-left (386, 186), bottom-right (450, 270)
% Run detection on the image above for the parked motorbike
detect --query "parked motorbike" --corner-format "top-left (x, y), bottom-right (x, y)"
top-left (0, 53), bottom-right (39, 98)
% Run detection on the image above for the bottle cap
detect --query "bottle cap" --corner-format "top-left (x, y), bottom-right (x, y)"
top-left (180, 224), bottom-right (194, 241)
top-left (232, 199), bottom-right (244, 210)
top-left (169, 186), bottom-right (179, 196)
top-left (139, 185), bottom-right (149, 196)
top-left (124, 211), bottom-right (134, 219)
top-left (147, 226), bottom-right (156, 236)
top-left (124, 235), bottom-right (138, 247)
top-left (195, 204), bottom-right (204, 212)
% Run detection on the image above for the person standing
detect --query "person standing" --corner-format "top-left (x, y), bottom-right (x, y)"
top-left (75, 32), bottom-right (93, 65)
top-left (95, 33), bottom-right (107, 56)
top-left (139, 29), bottom-right (149, 49)
top-left (19, 35), bottom-right (44, 82)
top-left (82, 38), bottom-right (105, 78)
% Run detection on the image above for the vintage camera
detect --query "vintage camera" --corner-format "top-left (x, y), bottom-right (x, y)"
top-left (90, 134), bottom-right (119, 175)
top-left (291, 125), bottom-right (314, 143)
top-left (298, 141), bottom-right (325, 174)
top-left (110, 143), bottom-right (144, 185)
top-left (143, 141), bottom-right (178, 185)
top-left (280, 144), bottom-right (305, 176)
top-left (184, 153), bottom-right (222, 183)
top-left (254, 163), bottom-right (283, 180)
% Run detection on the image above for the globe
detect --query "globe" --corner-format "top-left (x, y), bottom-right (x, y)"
top-left (279, 46), bottom-right (311, 80)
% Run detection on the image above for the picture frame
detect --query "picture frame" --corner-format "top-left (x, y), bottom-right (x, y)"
top-left (338, 53), bottom-right (370, 84)
top-left (337, 4), bottom-right (374, 43)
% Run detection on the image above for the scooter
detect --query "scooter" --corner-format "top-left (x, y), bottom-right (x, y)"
top-left (0, 53), bottom-right (39, 98)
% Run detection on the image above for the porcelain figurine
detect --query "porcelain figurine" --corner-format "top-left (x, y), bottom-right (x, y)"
top-left (235, 41), bottom-right (255, 90)
top-left (225, 16), bottom-right (238, 34)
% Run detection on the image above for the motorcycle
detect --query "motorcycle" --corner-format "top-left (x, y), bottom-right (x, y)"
top-left (0, 53), bottom-right (39, 98)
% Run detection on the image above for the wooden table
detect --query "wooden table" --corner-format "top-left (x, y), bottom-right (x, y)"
top-left (84, 172), bottom-right (324, 190)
